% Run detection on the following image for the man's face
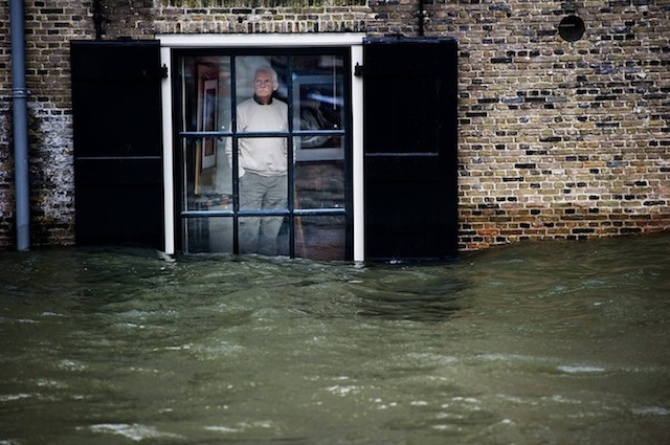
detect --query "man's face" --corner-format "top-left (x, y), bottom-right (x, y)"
top-left (253, 70), bottom-right (276, 103)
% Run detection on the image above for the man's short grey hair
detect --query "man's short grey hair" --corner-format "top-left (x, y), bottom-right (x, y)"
top-left (255, 65), bottom-right (278, 83)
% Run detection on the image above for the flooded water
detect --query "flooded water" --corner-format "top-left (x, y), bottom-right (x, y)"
top-left (1, 233), bottom-right (669, 444)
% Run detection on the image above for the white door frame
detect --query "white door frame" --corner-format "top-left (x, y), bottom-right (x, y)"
top-left (158, 33), bottom-right (365, 261)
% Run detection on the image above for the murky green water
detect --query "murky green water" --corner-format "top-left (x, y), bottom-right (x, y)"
top-left (1, 233), bottom-right (669, 444)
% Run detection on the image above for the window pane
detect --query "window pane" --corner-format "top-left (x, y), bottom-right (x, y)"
top-left (184, 217), bottom-right (234, 254)
top-left (181, 56), bottom-right (232, 134)
top-left (295, 157), bottom-right (345, 210)
top-left (234, 56), bottom-right (289, 110)
top-left (230, 135), bottom-right (290, 185)
top-left (297, 87), bottom-right (341, 137)
top-left (239, 216), bottom-right (289, 256)
top-left (294, 133), bottom-right (344, 163)
top-left (293, 56), bottom-right (345, 129)
top-left (237, 163), bottom-right (289, 211)
top-left (183, 137), bottom-right (232, 210)
top-left (296, 215), bottom-right (346, 261)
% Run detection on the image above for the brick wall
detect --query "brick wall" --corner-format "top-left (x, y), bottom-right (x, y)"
top-left (433, 0), bottom-right (670, 249)
top-left (152, 0), bottom-right (370, 33)
top-left (1, 1), bottom-right (90, 247)
top-left (0, 0), bottom-right (668, 250)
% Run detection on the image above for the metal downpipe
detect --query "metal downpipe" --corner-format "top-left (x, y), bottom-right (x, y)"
top-left (10, 0), bottom-right (30, 251)
top-left (418, 0), bottom-right (425, 37)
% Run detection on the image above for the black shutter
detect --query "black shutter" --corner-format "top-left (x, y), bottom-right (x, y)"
top-left (363, 37), bottom-right (458, 261)
top-left (71, 40), bottom-right (164, 250)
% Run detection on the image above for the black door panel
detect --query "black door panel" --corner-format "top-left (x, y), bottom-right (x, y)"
top-left (363, 37), bottom-right (458, 261)
top-left (71, 40), bottom-right (164, 249)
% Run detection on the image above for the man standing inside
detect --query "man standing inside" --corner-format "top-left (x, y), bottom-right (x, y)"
top-left (227, 65), bottom-right (288, 255)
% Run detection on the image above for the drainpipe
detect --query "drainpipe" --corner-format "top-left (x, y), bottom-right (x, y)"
top-left (10, 0), bottom-right (30, 251)
top-left (92, 0), bottom-right (112, 40)
top-left (418, 0), bottom-right (425, 37)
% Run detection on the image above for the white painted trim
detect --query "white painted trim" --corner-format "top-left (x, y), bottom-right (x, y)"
top-left (158, 33), bottom-right (366, 259)
top-left (160, 47), bottom-right (175, 255)
top-left (158, 33), bottom-right (365, 48)
top-left (351, 44), bottom-right (365, 262)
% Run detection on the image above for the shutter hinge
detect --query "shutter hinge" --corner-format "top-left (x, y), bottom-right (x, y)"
top-left (354, 62), bottom-right (363, 77)
top-left (161, 64), bottom-right (169, 79)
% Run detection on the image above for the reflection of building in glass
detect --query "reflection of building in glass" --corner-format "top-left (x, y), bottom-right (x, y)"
top-left (293, 73), bottom-right (345, 162)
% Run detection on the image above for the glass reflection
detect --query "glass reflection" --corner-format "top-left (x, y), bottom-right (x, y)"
top-left (295, 157), bottom-right (345, 210)
top-left (295, 215), bottom-right (346, 261)
top-left (180, 56), bottom-right (231, 135)
top-left (240, 216), bottom-right (289, 256)
top-left (184, 217), bottom-right (233, 254)
top-left (292, 54), bottom-right (345, 163)
top-left (183, 137), bottom-right (232, 210)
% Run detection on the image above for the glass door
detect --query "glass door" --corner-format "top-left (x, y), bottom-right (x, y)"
top-left (174, 49), bottom-right (352, 260)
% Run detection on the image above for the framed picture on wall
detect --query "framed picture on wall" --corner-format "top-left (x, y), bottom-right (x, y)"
top-left (197, 65), bottom-right (218, 171)
top-left (200, 78), bottom-right (218, 170)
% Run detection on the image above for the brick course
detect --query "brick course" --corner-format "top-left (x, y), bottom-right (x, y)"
top-left (0, 0), bottom-right (668, 250)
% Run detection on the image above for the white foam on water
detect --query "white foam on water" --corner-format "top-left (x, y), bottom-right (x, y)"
top-left (557, 365), bottom-right (606, 374)
top-left (35, 378), bottom-right (66, 389)
top-left (41, 311), bottom-right (63, 317)
top-left (632, 406), bottom-right (670, 416)
top-left (325, 385), bottom-right (358, 396)
top-left (205, 425), bottom-right (240, 433)
top-left (0, 393), bottom-right (32, 402)
top-left (451, 396), bottom-right (480, 404)
top-left (478, 353), bottom-right (532, 362)
top-left (410, 400), bottom-right (428, 406)
top-left (88, 423), bottom-right (181, 441)
top-left (58, 359), bottom-right (88, 371)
